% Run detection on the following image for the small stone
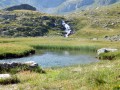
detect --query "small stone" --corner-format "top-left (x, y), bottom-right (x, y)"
top-left (92, 38), bottom-right (98, 41)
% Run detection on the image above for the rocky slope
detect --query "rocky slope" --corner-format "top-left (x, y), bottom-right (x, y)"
top-left (0, 10), bottom-right (71, 37)
top-left (0, 0), bottom-right (120, 14)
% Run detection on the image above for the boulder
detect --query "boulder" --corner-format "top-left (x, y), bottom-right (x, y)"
top-left (97, 48), bottom-right (118, 55)
top-left (25, 61), bottom-right (38, 68)
top-left (92, 38), bottom-right (98, 41)
top-left (0, 61), bottom-right (39, 72)
top-left (0, 74), bottom-right (11, 79)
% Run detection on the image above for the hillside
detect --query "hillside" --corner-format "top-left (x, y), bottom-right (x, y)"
top-left (56, 0), bottom-right (120, 14)
top-left (0, 3), bottom-right (120, 38)
top-left (0, 10), bottom-right (70, 37)
top-left (0, 0), bottom-right (120, 14)
top-left (67, 3), bottom-right (120, 39)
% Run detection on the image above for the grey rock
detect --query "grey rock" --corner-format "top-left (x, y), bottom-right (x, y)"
top-left (97, 48), bottom-right (118, 55)
top-left (0, 61), bottom-right (39, 71)
top-left (25, 61), bottom-right (38, 68)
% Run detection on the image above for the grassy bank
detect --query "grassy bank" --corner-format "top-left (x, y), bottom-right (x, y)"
top-left (0, 37), bottom-right (120, 59)
top-left (99, 51), bottom-right (120, 60)
top-left (0, 43), bottom-right (35, 59)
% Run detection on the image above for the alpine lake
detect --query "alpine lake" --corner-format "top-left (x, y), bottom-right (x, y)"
top-left (0, 49), bottom-right (99, 68)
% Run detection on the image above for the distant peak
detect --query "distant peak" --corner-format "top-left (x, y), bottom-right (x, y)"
top-left (5, 4), bottom-right (36, 11)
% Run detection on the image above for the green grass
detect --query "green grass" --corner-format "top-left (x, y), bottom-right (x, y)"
top-left (0, 59), bottom-right (117, 90)
top-left (68, 3), bottom-right (120, 38)
top-left (99, 51), bottom-right (120, 60)
top-left (0, 43), bottom-right (35, 59)
top-left (0, 37), bottom-right (119, 90)
top-left (0, 37), bottom-right (120, 59)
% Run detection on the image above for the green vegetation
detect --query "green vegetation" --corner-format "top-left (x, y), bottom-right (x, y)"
top-left (0, 59), bottom-right (119, 89)
top-left (0, 10), bottom-right (66, 37)
top-left (0, 37), bottom-right (120, 59)
top-left (99, 51), bottom-right (120, 60)
top-left (0, 43), bottom-right (35, 59)
top-left (68, 3), bottom-right (120, 38)
top-left (0, 57), bottom-right (120, 89)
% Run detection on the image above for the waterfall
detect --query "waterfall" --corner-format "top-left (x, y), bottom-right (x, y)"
top-left (62, 20), bottom-right (71, 37)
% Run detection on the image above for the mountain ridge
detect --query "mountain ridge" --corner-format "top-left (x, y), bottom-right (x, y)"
top-left (0, 0), bottom-right (120, 14)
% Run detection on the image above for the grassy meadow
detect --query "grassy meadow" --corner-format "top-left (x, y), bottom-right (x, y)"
top-left (0, 37), bottom-right (120, 57)
top-left (0, 37), bottom-right (120, 89)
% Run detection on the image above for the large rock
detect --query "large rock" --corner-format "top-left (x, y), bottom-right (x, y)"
top-left (97, 48), bottom-right (118, 55)
top-left (24, 61), bottom-right (38, 68)
top-left (0, 74), bottom-right (11, 79)
top-left (0, 61), bottom-right (39, 71)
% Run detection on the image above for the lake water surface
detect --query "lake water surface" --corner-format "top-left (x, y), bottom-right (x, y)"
top-left (0, 50), bottom-right (99, 68)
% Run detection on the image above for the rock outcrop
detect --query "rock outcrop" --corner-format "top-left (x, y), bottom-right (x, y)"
top-left (5, 4), bottom-right (36, 11)
top-left (0, 10), bottom-right (67, 37)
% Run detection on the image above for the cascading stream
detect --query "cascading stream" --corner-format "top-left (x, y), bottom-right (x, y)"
top-left (62, 20), bottom-right (71, 37)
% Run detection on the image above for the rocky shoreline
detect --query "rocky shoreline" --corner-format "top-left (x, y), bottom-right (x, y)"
top-left (0, 61), bottom-right (44, 74)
